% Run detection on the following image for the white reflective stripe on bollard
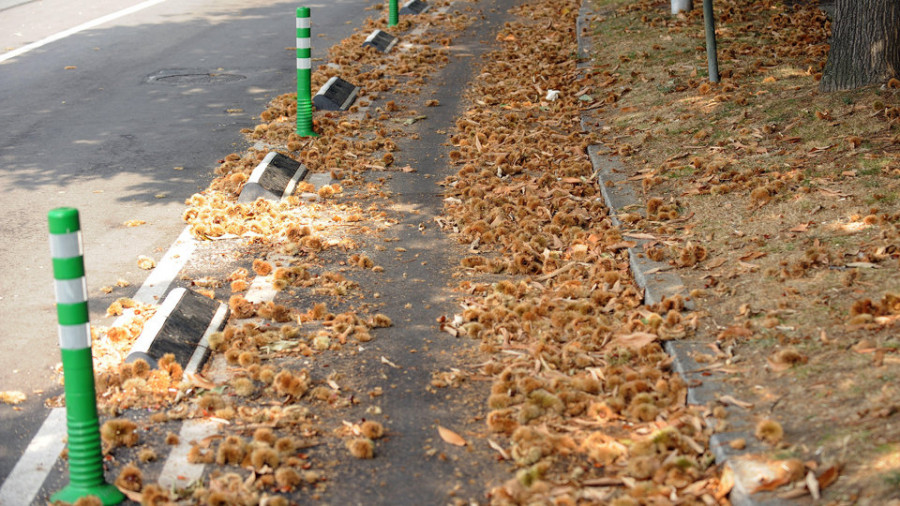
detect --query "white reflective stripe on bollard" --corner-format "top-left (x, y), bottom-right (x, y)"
top-left (49, 232), bottom-right (82, 259)
top-left (58, 323), bottom-right (92, 349)
top-left (53, 278), bottom-right (87, 304)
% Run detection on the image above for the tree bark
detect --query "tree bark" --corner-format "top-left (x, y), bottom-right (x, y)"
top-left (820, 0), bottom-right (900, 92)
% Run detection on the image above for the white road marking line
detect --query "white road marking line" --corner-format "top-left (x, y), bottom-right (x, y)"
top-left (131, 226), bottom-right (197, 305)
top-left (156, 419), bottom-right (220, 490)
top-left (0, 408), bottom-right (66, 504)
top-left (107, 226), bottom-right (196, 333)
top-left (0, 0), bottom-right (168, 64)
top-left (244, 274), bottom-right (276, 304)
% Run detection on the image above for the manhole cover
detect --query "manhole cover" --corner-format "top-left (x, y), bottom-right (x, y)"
top-left (146, 69), bottom-right (246, 85)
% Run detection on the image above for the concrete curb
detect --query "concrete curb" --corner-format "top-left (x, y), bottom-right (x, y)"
top-left (125, 287), bottom-right (229, 374)
top-left (400, 0), bottom-right (429, 16)
top-left (576, 3), bottom-right (786, 504)
top-left (313, 76), bottom-right (359, 111)
top-left (238, 151), bottom-right (308, 203)
top-left (586, 143), bottom-right (697, 307)
top-left (363, 29), bottom-right (399, 53)
top-left (583, 95), bottom-right (695, 310)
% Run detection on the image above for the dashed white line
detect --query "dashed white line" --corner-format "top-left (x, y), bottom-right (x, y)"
top-left (131, 227), bottom-right (197, 305)
top-left (244, 274), bottom-right (277, 304)
top-left (156, 419), bottom-right (220, 490)
top-left (0, 408), bottom-right (67, 504)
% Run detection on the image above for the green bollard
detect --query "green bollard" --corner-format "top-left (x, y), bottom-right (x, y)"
top-left (296, 7), bottom-right (317, 137)
top-left (48, 208), bottom-right (123, 506)
top-left (389, 0), bottom-right (398, 27)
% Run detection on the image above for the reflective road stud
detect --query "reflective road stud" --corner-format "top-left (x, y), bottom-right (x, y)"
top-left (296, 7), bottom-right (317, 137)
top-left (389, 0), bottom-right (398, 27)
top-left (48, 208), bottom-right (123, 506)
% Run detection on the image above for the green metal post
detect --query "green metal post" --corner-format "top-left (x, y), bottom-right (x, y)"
top-left (48, 208), bottom-right (123, 506)
top-left (296, 7), bottom-right (317, 137)
top-left (388, 0), bottom-right (398, 27)
top-left (702, 0), bottom-right (720, 82)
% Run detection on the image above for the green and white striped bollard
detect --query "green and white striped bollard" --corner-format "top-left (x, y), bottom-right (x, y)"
top-left (48, 208), bottom-right (124, 506)
top-left (389, 0), bottom-right (398, 27)
top-left (296, 7), bottom-right (317, 137)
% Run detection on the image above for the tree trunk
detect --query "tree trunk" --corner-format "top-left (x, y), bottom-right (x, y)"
top-left (820, 0), bottom-right (900, 92)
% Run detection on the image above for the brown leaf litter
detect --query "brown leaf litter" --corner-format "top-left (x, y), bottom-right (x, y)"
top-left (581, 0), bottom-right (900, 501)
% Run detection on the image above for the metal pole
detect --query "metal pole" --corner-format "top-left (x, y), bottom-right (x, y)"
top-left (702, 0), bottom-right (720, 82)
top-left (389, 0), bottom-right (398, 27)
top-left (296, 7), bottom-right (317, 137)
top-left (671, 0), bottom-right (692, 14)
top-left (48, 208), bottom-right (124, 506)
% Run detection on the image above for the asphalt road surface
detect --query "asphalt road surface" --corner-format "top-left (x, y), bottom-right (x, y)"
top-left (0, 0), bottom-right (372, 487)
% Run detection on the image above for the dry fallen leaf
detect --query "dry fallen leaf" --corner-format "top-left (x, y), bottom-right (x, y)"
top-left (697, 257), bottom-right (723, 271)
top-left (604, 332), bottom-right (656, 351)
top-left (788, 222), bottom-right (812, 233)
top-left (817, 464), bottom-right (840, 490)
top-left (739, 251), bottom-right (766, 261)
top-left (752, 458), bottom-right (804, 492)
top-left (437, 425), bottom-right (466, 446)
top-left (717, 395), bottom-right (753, 409)
top-left (116, 486), bottom-right (143, 502)
top-left (806, 470), bottom-right (820, 500)
top-left (186, 372), bottom-right (216, 390)
top-left (487, 439), bottom-right (509, 459)
top-left (716, 463), bottom-right (735, 500)
top-left (623, 232), bottom-right (656, 240)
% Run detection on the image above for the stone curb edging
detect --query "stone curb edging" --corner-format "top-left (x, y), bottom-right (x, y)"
top-left (400, 0), bottom-right (430, 16)
top-left (363, 29), bottom-right (399, 53)
top-left (238, 151), bottom-right (309, 203)
top-left (314, 76), bottom-right (360, 111)
top-left (575, 3), bottom-right (789, 505)
top-left (125, 287), bottom-right (229, 375)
